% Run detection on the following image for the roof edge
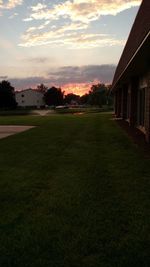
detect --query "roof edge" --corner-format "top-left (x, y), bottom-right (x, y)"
top-left (112, 30), bottom-right (150, 91)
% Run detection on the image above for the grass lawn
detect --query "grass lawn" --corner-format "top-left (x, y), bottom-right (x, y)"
top-left (0, 113), bottom-right (149, 267)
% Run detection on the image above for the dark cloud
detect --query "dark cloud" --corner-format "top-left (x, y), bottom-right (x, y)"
top-left (48, 64), bottom-right (116, 84)
top-left (0, 76), bottom-right (8, 79)
top-left (27, 57), bottom-right (51, 64)
top-left (9, 64), bottom-right (116, 90)
top-left (10, 76), bottom-right (46, 90)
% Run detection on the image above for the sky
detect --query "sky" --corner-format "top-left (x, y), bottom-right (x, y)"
top-left (0, 0), bottom-right (142, 95)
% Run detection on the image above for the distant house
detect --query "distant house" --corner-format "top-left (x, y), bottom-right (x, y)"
top-left (16, 89), bottom-right (45, 108)
top-left (112, 0), bottom-right (150, 142)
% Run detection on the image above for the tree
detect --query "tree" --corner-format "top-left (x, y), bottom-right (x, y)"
top-left (44, 87), bottom-right (64, 106)
top-left (64, 93), bottom-right (80, 105)
top-left (36, 83), bottom-right (48, 94)
top-left (80, 93), bottom-right (89, 105)
top-left (89, 83), bottom-right (107, 107)
top-left (106, 84), bottom-right (114, 106)
top-left (0, 80), bottom-right (17, 109)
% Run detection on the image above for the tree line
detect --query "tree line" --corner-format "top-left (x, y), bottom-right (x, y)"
top-left (0, 80), bottom-right (113, 109)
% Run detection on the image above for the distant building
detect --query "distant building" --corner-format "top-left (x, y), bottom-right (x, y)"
top-left (16, 89), bottom-right (45, 108)
top-left (112, 0), bottom-right (150, 142)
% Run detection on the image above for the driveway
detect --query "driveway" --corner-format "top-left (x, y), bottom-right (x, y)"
top-left (0, 125), bottom-right (35, 139)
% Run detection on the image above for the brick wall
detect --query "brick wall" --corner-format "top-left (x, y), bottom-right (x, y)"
top-left (145, 71), bottom-right (150, 142)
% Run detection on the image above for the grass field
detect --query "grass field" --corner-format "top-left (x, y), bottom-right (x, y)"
top-left (0, 113), bottom-right (149, 267)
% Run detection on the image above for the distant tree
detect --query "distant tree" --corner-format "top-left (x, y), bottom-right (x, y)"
top-left (64, 93), bottom-right (80, 105)
top-left (80, 93), bottom-right (89, 105)
top-left (36, 83), bottom-right (48, 94)
top-left (44, 86), bottom-right (64, 106)
top-left (0, 80), bottom-right (17, 109)
top-left (106, 84), bottom-right (114, 106)
top-left (89, 83), bottom-right (107, 107)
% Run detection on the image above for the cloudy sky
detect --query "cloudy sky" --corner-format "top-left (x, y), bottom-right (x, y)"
top-left (0, 0), bottom-right (141, 95)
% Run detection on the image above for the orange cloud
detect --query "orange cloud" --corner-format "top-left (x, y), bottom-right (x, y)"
top-left (62, 82), bottom-right (99, 96)
top-left (0, 0), bottom-right (23, 10)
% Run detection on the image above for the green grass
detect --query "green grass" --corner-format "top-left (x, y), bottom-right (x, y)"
top-left (55, 106), bottom-right (113, 114)
top-left (0, 109), bottom-right (36, 116)
top-left (0, 113), bottom-right (149, 267)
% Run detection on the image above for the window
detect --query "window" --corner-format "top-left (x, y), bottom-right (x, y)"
top-left (137, 88), bottom-right (145, 127)
top-left (126, 88), bottom-right (131, 119)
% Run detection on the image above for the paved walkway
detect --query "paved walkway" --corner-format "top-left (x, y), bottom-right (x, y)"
top-left (0, 125), bottom-right (35, 139)
top-left (32, 110), bottom-right (54, 116)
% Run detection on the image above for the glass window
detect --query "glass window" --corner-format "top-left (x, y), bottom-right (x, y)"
top-left (126, 89), bottom-right (131, 119)
top-left (137, 88), bottom-right (145, 127)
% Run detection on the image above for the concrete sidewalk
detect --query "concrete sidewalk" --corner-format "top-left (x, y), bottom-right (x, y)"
top-left (0, 125), bottom-right (35, 139)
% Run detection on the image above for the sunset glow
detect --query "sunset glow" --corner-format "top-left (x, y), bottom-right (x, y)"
top-left (0, 0), bottom-right (141, 93)
top-left (63, 83), bottom-right (95, 96)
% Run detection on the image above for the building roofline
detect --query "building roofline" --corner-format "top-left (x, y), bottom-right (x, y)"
top-left (16, 88), bottom-right (44, 94)
top-left (112, 0), bottom-right (150, 91)
top-left (112, 30), bottom-right (150, 90)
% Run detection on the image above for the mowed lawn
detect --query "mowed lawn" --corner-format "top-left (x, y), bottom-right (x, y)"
top-left (0, 113), bottom-right (149, 267)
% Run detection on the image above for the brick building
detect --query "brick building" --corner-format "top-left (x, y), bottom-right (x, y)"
top-left (112, 0), bottom-right (150, 142)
